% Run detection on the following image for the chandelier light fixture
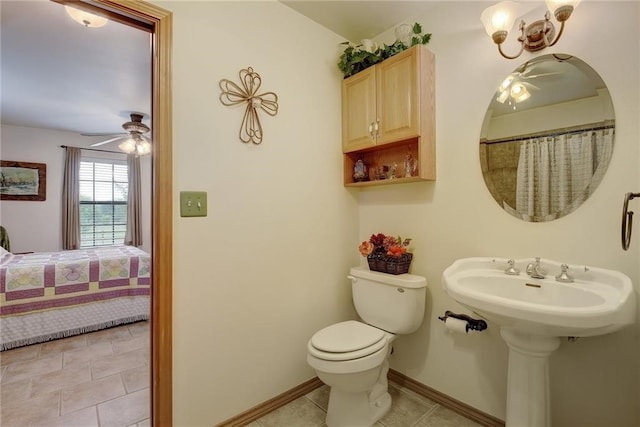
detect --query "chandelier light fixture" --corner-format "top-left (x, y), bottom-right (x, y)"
top-left (480, 0), bottom-right (580, 59)
top-left (64, 5), bottom-right (108, 28)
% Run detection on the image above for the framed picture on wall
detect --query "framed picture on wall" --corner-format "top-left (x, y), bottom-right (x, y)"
top-left (0, 161), bottom-right (47, 201)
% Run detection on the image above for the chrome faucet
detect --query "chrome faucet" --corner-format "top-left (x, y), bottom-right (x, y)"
top-left (526, 257), bottom-right (547, 279)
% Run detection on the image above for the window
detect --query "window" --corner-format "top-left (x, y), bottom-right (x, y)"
top-left (79, 159), bottom-right (128, 248)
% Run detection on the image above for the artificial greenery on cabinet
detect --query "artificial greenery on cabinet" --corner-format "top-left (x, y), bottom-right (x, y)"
top-left (338, 23), bottom-right (432, 78)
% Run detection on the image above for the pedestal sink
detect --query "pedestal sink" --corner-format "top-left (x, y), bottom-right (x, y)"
top-left (442, 257), bottom-right (636, 427)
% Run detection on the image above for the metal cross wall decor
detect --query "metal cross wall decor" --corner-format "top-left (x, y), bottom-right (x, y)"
top-left (219, 67), bottom-right (279, 145)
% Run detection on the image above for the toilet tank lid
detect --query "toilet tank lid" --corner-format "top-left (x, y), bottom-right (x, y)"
top-left (349, 267), bottom-right (427, 288)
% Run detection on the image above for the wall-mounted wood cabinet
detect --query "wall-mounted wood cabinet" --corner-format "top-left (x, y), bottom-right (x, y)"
top-left (341, 45), bottom-right (435, 187)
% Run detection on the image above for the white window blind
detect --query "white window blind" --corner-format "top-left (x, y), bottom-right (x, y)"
top-left (79, 159), bottom-right (128, 247)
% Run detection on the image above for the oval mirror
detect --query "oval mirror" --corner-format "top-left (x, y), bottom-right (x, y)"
top-left (479, 54), bottom-right (615, 222)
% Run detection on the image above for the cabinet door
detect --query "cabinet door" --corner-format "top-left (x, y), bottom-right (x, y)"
top-left (376, 47), bottom-right (419, 145)
top-left (341, 67), bottom-right (376, 153)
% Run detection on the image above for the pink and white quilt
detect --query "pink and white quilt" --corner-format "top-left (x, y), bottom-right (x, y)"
top-left (1, 245), bottom-right (150, 316)
top-left (0, 245), bottom-right (150, 350)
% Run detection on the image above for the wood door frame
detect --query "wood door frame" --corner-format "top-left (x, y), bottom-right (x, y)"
top-left (55, 1), bottom-right (174, 424)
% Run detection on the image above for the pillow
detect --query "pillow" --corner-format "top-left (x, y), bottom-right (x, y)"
top-left (0, 246), bottom-right (13, 264)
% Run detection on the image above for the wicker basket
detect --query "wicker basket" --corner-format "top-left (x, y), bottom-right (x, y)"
top-left (367, 253), bottom-right (413, 275)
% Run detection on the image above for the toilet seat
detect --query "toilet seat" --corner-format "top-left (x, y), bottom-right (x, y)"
top-left (308, 320), bottom-right (388, 361)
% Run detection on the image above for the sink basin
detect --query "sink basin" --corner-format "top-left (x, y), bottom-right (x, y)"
top-left (442, 257), bottom-right (636, 426)
top-left (442, 257), bottom-right (635, 337)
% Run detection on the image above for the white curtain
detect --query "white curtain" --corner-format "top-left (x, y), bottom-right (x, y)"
top-left (515, 129), bottom-right (613, 221)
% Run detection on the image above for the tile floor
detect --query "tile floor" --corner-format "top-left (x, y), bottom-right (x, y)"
top-left (0, 321), bottom-right (150, 427)
top-left (2, 323), bottom-right (480, 427)
top-left (250, 382), bottom-right (482, 427)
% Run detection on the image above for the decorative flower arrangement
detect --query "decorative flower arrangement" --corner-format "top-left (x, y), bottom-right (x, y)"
top-left (338, 23), bottom-right (432, 79)
top-left (359, 233), bottom-right (413, 275)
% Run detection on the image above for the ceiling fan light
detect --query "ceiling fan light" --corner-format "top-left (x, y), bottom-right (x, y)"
top-left (119, 139), bottom-right (137, 154)
top-left (496, 90), bottom-right (509, 103)
top-left (511, 84), bottom-right (531, 102)
top-left (137, 141), bottom-right (152, 155)
top-left (500, 75), bottom-right (515, 91)
top-left (64, 6), bottom-right (108, 28)
top-left (510, 83), bottom-right (523, 95)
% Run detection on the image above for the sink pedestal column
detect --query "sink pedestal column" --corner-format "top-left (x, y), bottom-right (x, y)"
top-left (500, 329), bottom-right (561, 427)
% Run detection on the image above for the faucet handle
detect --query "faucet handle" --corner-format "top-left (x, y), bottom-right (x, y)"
top-left (505, 259), bottom-right (520, 275)
top-left (555, 264), bottom-right (574, 283)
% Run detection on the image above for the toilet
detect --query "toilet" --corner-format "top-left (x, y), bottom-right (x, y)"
top-left (307, 266), bottom-right (427, 427)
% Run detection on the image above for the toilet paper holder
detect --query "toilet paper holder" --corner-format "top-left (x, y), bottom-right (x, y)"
top-left (438, 311), bottom-right (488, 332)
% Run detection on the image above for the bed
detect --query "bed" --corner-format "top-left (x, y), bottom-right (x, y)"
top-left (0, 245), bottom-right (150, 351)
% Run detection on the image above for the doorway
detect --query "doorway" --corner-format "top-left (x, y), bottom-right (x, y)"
top-left (71, 1), bottom-right (173, 424)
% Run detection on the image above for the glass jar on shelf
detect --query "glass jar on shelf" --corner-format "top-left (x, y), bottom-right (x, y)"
top-left (353, 159), bottom-right (368, 182)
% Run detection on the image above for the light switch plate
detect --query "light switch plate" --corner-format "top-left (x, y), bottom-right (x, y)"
top-left (180, 191), bottom-right (207, 217)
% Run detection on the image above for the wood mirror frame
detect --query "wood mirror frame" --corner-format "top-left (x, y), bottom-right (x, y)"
top-left (51, 1), bottom-right (173, 424)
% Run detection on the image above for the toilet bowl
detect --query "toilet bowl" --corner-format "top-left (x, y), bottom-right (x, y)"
top-left (307, 320), bottom-right (396, 427)
top-left (306, 267), bottom-right (427, 427)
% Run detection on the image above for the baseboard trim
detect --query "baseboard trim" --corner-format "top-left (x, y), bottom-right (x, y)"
top-left (388, 369), bottom-right (505, 427)
top-left (215, 376), bottom-right (324, 427)
top-left (216, 370), bottom-right (504, 427)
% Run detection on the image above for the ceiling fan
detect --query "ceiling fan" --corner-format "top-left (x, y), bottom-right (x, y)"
top-left (514, 65), bottom-right (564, 81)
top-left (496, 74), bottom-right (538, 107)
top-left (496, 61), bottom-right (565, 108)
top-left (84, 113), bottom-right (152, 154)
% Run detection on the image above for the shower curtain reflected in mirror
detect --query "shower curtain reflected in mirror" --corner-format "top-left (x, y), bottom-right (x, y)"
top-left (514, 129), bottom-right (613, 222)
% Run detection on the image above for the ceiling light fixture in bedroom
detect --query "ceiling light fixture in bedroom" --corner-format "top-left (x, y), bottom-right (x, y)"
top-left (64, 5), bottom-right (108, 28)
top-left (87, 113), bottom-right (152, 155)
top-left (119, 135), bottom-right (151, 156)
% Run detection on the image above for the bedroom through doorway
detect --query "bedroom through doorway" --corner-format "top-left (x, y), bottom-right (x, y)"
top-left (0, 1), bottom-right (172, 424)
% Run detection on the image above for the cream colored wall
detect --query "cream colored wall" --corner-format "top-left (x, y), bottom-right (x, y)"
top-left (157, 1), bottom-right (359, 425)
top-left (155, 1), bottom-right (639, 425)
top-left (0, 125), bottom-right (152, 254)
top-left (362, 2), bottom-right (640, 426)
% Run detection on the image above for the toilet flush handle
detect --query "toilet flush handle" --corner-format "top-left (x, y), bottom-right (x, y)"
top-left (347, 275), bottom-right (357, 282)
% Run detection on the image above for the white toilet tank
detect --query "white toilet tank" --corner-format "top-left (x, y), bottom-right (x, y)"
top-left (349, 267), bottom-right (427, 334)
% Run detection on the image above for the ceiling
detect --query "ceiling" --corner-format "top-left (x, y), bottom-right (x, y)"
top-left (0, 1), bottom-right (151, 137)
top-left (280, 1), bottom-right (438, 42)
top-left (1, 1), bottom-right (415, 139)
top-left (282, 1), bottom-right (604, 118)
top-left (1, 1), bottom-right (598, 138)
